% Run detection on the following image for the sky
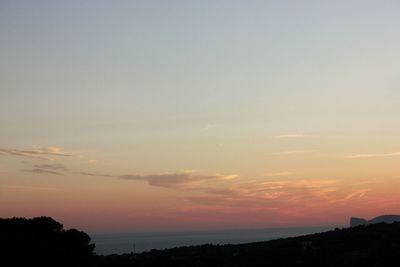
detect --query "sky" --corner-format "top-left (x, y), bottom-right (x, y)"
top-left (1, 0), bottom-right (400, 233)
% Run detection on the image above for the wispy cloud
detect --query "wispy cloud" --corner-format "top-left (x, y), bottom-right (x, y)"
top-left (34, 163), bottom-right (69, 171)
top-left (274, 134), bottom-right (307, 139)
top-left (34, 147), bottom-right (73, 156)
top-left (22, 163), bottom-right (69, 176)
top-left (79, 172), bottom-right (114, 178)
top-left (186, 179), bottom-right (340, 207)
top-left (120, 173), bottom-right (238, 189)
top-left (0, 148), bottom-right (47, 160)
top-left (185, 178), bottom-right (371, 214)
top-left (264, 172), bottom-right (297, 177)
top-left (0, 147), bottom-right (74, 160)
top-left (344, 152), bottom-right (400, 159)
top-left (275, 150), bottom-right (316, 155)
top-left (23, 168), bottom-right (65, 176)
top-left (343, 189), bottom-right (371, 201)
top-left (2, 185), bottom-right (58, 192)
top-left (344, 154), bottom-right (377, 159)
top-left (384, 152), bottom-right (400, 156)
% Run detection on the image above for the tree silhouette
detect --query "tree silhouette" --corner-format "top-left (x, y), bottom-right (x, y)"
top-left (0, 216), bottom-right (94, 267)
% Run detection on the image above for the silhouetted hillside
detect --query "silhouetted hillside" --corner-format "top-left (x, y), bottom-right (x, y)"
top-left (116, 222), bottom-right (400, 267)
top-left (2, 216), bottom-right (400, 266)
top-left (350, 215), bottom-right (400, 227)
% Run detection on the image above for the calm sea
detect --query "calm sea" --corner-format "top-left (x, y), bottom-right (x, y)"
top-left (91, 225), bottom-right (338, 255)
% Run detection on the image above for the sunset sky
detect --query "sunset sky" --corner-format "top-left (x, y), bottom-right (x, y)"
top-left (1, 0), bottom-right (400, 233)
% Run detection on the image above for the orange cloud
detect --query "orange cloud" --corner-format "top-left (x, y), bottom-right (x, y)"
top-left (263, 172), bottom-right (297, 177)
top-left (344, 152), bottom-right (400, 159)
top-left (184, 178), bottom-right (372, 220)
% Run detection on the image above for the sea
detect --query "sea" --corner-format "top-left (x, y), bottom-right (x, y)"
top-left (91, 225), bottom-right (339, 255)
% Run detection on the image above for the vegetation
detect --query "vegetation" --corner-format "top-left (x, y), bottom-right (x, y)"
top-left (0, 217), bottom-right (94, 266)
top-left (2, 216), bottom-right (400, 266)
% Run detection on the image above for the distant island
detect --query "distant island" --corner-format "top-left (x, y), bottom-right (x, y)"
top-left (350, 215), bottom-right (400, 227)
top-left (2, 216), bottom-right (400, 266)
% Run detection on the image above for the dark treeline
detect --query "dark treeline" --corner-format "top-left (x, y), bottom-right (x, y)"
top-left (0, 217), bottom-right (94, 266)
top-left (2, 217), bottom-right (400, 266)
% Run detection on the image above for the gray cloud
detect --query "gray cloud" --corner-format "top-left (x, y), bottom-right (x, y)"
top-left (1, 148), bottom-right (48, 160)
top-left (23, 168), bottom-right (65, 176)
top-left (78, 171), bottom-right (237, 189)
top-left (34, 163), bottom-right (69, 171)
top-left (22, 163), bottom-right (70, 176)
top-left (0, 147), bottom-right (73, 160)
top-left (120, 173), bottom-right (237, 189)
top-left (79, 172), bottom-right (114, 178)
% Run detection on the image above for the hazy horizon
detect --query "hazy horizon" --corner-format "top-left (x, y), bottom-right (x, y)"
top-left (90, 225), bottom-right (339, 255)
top-left (1, 0), bottom-right (400, 233)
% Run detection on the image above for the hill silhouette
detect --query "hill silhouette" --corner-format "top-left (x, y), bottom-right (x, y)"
top-left (2, 216), bottom-right (400, 266)
top-left (124, 222), bottom-right (400, 267)
top-left (350, 215), bottom-right (400, 227)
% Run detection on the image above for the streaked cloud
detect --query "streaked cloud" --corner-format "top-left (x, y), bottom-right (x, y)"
top-left (120, 173), bottom-right (238, 189)
top-left (37, 147), bottom-right (73, 156)
top-left (343, 189), bottom-right (371, 201)
top-left (0, 146), bottom-right (74, 160)
top-left (344, 152), bottom-right (400, 159)
top-left (344, 154), bottom-right (377, 159)
top-left (22, 163), bottom-right (69, 176)
top-left (384, 152), bottom-right (400, 156)
top-left (1, 185), bottom-right (58, 192)
top-left (186, 178), bottom-right (371, 213)
top-left (23, 168), bottom-right (65, 176)
top-left (34, 163), bottom-right (69, 171)
top-left (79, 172), bottom-right (114, 178)
top-left (275, 150), bottom-right (316, 155)
top-left (264, 171), bottom-right (297, 177)
top-left (274, 134), bottom-right (307, 139)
